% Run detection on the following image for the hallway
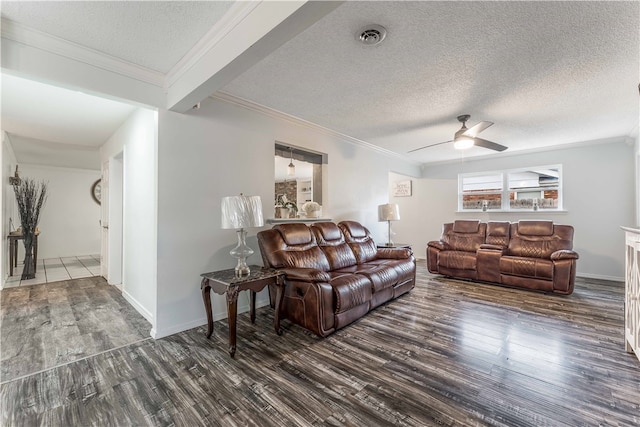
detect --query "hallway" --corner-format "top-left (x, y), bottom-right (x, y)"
top-left (4, 255), bottom-right (101, 287)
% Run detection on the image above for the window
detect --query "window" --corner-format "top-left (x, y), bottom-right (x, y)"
top-left (459, 165), bottom-right (562, 212)
top-left (460, 173), bottom-right (503, 211)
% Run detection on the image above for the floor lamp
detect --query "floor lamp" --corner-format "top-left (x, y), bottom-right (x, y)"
top-left (378, 203), bottom-right (400, 246)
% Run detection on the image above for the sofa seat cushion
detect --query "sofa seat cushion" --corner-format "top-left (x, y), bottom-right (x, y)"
top-left (507, 238), bottom-right (557, 259)
top-left (325, 272), bottom-right (372, 313)
top-left (500, 256), bottom-right (553, 280)
top-left (366, 259), bottom-right (415, 284)
top-left (438, 250), bottom-right (477, 270)
top-left (334, 264), bottom-right (398, 293)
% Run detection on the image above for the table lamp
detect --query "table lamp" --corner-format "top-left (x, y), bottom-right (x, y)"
top-left (378, 203), bottom-right (400, 246)
top-left (221, 194), bottom-right (264, 276)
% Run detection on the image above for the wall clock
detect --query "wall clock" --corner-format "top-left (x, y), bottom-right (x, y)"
top-left (91, 179), bottom-right (102, 205)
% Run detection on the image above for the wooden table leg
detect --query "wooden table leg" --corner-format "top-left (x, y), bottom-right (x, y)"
top-left (250, 290), bottom-right (256, 324)
top-left (201, 278), bottom-right (214, 338)
top-left (9, 239), bottom-right (14, 277)
top-left (226, 287), bottom-right (239, 357)
top-left (274, 275), bottom-right (285, 336)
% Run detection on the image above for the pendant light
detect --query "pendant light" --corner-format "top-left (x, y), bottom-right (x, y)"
top-left (287, 147), bottom-right (295, 176)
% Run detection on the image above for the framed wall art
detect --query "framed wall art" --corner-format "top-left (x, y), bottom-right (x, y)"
top-left (393, 180), bottom-right (412, 197)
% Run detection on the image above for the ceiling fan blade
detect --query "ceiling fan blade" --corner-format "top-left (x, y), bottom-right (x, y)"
top-left (408, 140), bottom-right (453, 153)
top-left (463, 121), bottom-right (493, 137)
top-left (473, 137), bottom-right (508, 152)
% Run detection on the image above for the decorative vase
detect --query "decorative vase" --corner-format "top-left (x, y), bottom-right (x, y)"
top-left (21, 229), bottom-right (36, 280)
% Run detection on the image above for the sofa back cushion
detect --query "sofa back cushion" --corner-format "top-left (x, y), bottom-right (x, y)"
top-left (311, 222), bottom-right (357, 270)
top-left (486, 221), bottom-right (511, 247)
top-left (516, 220), bottom-right (554, 236)
top-left (338, 221), bottom-right (378, 263)
top-left (452, 220), bottom-right (480, 233)
top-left (257, 224), bottom-right (330, 270)
top-left (441, 220), bottom-right (487, 253)
top-left (507, 221), bottom-right (574, 259)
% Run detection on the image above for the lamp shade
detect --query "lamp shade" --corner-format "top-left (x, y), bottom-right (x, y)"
top-left (221, 195), bottom-right (264, 229)
top-left (378, 203), bottom-right (400, 221)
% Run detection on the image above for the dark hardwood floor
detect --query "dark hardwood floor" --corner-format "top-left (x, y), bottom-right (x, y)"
top-left (0, 276), bottom-right (150, 383)
top-left (1, 261), bottom-right (639, 426)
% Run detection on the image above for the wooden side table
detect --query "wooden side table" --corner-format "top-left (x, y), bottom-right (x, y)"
top-left (8, 231), bottom-right (39, 276)
top-left (200, 266), bottom-right (285, 357)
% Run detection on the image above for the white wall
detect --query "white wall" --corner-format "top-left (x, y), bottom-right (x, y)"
top-left (101, 108), bottom-right (158, 331)
top-left (392, 139), bottom-right (635, 281)
top-left (16, 164), bottom-right (101, 260)
top-left (632, 134), bottom-right (640, 228)
top-left (154, 97), bottom-right (421, 338)
top-left (1, 132), bottom-right (18, 288)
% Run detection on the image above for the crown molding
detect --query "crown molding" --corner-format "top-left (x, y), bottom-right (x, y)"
top-left (7, 133), bottom-right (101, 152)
top-left (212, 91), bottom-right (420, 165)
top-left (165, 1), bottom-right (262, 90)
top-left (1, 18), bottom-right (165, 87)
top-left (422, 135), bottom-right (632, 168)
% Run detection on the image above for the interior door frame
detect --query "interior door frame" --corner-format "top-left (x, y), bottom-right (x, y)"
top-left (107, 153), bottom-right (123, 285)
top-left (100, 160), bottom-right (109, 278)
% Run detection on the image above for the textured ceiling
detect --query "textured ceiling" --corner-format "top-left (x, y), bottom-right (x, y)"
top-left (1, 1), bottom-right (638, 168)
top-left (0, 0), bottom-right (233, 73)
top-left (222, 1), bottom-right (640, 163)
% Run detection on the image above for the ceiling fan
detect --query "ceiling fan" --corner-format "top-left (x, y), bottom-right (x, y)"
top-left (409, 114), bottom-right (508, 153)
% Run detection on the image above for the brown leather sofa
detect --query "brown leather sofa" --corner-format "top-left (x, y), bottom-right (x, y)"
top-left (257, 221), bottom-right (416, 337)
top-left (427, 220), bottom-right (578, 295)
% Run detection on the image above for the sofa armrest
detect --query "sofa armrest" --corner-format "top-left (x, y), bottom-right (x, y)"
top-left (427, 240), bottom-right (446, 250)
top-left (376, 247), bottom-right (412, 259)
top-left (550, 250), bottom-right (579, 261)
top-left (476, 246), bottom-right (503, 283)
top-left (480, 244), bottom-right (506, 252)
top-left (280, 268), bottom-right (331, 283)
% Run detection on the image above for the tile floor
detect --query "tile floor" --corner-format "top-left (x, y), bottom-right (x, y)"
top-left (5, 255), bottom-right (101, 287)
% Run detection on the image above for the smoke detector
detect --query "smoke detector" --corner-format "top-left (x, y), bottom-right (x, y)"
top-left (357, 25), bottom-right (387, 46)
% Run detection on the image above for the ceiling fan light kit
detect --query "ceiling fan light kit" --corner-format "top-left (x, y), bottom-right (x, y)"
top-left (453, 137), bottom-right (474, 150)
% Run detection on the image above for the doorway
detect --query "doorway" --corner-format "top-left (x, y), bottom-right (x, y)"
top-left (105, 153), bottom-right (124, 286)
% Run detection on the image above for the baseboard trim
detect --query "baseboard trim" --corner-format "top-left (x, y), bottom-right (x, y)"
top-left (152, 297), bottom-right (271, 339)
top-left (576, 272), bottom-right (624, 282)
top-left (122, 289), bottom-right (154, 324)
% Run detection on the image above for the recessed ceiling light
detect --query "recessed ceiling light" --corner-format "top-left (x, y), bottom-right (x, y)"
top-left (357, 25), bottom-right (387, 46)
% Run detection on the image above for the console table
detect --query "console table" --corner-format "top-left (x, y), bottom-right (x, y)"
top-left (377, 243), bottom-right (411, 249)
top-left (622, 226), bottom-right (640, 363)
top-left (201, 266), bottom-right (285, 357)
top-left (7, 231), bottom-right (39, 276)
top-left (266, 218), bottom-right (332, 225)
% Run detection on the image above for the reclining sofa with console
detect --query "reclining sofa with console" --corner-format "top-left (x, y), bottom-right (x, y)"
top-left (427, 220), bottom-right (578, 295)
top-left (257, 221), bottom-right (416, 337)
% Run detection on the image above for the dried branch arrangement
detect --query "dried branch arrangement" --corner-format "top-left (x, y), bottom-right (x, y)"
top-left (13, 178), bottom-right (48, 279)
